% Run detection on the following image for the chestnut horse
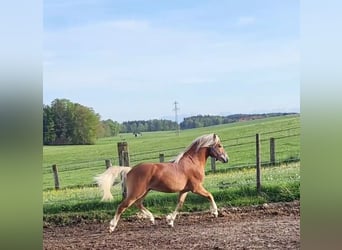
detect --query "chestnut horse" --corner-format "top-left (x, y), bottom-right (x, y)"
top-left (96, 133), bottom-right (229, 232)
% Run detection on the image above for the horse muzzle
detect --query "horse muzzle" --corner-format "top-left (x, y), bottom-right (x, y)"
top-left (218, 154), bottom-right (229, 163)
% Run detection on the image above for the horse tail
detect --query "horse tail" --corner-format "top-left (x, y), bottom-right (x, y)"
top-left (94, 166), bottom-right (131, 201)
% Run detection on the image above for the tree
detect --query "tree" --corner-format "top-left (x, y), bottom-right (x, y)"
top-left (43, 99), bottom-right (101, 145)
top-left (50, 99), bottom-right (73, 144)
top-left (100, 119), bottom-right (120, 137)
top-left (120, 119), bottom-right (177, 133)
top-left (70, 104), bottom-right (100, 144)
top-left (43, 105), bottom-right (56, 144)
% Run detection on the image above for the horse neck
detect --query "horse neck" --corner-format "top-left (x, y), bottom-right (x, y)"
top-left (180, 147), bottom-right (209, 168)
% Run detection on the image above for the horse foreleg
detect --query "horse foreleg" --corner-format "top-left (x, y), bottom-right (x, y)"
top-left (193, 185), bottom-right (218, 217)
top-left (166, 191), bottom-right (188, 227)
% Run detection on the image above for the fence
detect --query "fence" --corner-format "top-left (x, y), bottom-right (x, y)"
top-left (47, 126), bottom-right (300, 194)
top-left (123, 126), bottom-right (300, 167)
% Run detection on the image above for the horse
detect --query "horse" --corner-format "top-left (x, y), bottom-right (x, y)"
top-left (95, 133), bottom-right (229, 232)
top-left (94, 166), bottom-right (131, 201)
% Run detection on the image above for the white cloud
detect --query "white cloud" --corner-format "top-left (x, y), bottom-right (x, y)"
top-left (236, 16), bottom-right (256, 26)
top-left (44, 19), bottom-right (299, 91)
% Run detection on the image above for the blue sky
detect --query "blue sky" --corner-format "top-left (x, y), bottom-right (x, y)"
top-left (43, 0), bottom-right (299, 123)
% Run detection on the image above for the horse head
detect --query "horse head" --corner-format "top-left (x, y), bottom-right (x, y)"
top-left (209, 134), bottom-right (229, 163)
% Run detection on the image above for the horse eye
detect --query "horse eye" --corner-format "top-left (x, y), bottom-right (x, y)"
top-left (218, 144), bottom-right (222, 148)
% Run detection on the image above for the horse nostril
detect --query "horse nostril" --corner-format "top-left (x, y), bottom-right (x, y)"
top-left (220, 155), bottom-right (228, 163)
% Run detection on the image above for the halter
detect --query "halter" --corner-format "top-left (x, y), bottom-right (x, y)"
top-left (209, 145), bottom-right (220, 160)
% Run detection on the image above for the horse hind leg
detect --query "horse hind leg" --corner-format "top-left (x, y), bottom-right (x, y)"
top-left (109, 197), bottom-right (136, 233)
top-left (110, 187), bottom-right (150, 232)
top-left (135, 196), bottom-right (155, 224)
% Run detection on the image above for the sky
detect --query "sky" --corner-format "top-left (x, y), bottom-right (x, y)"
top-left (43, 0), bottom-right (299, 123)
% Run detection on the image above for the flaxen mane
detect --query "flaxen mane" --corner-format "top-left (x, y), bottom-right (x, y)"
top-left (173, 133), bottom-right (220, 163)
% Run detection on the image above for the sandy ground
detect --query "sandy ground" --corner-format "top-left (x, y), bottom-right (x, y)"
top-left (44, 201), bottom-right (300, 250)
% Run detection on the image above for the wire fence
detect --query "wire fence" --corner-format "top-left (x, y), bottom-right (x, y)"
top-left (43, 127), bottom-right (300, 191)
top-left (43, 127), bottom-right (300, 208)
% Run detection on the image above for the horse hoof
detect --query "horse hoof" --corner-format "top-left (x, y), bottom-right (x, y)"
top-left (109, 224), bottom-right (116, 233)
top-left (212, 211), bottom-right (218, 218)
top-left (166, 215), bottom-right (174, 227)
top-left (109, 220), bottom-right (116, 233)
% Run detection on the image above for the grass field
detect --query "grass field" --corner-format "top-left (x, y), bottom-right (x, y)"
top-left (43, 115), bottom-right (300, 189)
top-left (43, 115), bottom-right (300, 224)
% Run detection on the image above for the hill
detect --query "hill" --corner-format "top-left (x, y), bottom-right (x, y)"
top-left (180, 112), bottom-right (298, 129)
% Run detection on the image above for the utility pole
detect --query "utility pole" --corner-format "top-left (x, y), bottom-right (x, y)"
top-left (173, 101), bottom-right (180, 135)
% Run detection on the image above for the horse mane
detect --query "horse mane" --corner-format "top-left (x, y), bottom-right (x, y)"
top-left (173, 133), bottom-right (220, 164)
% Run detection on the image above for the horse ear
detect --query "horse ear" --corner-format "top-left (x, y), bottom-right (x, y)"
top-left (213, 133), bottom-right (217, 140)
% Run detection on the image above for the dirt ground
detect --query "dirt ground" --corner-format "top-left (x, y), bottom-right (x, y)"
top-left (43, 201), bottom-right (300, 250)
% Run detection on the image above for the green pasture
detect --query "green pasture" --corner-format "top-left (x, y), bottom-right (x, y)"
top-left (43, 115), bottom-right (300, 190)
top-left (43, 115), bottom-right (300, 224)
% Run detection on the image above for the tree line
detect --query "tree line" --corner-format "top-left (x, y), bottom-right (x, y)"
top-left (43, 98), bottom-right (297, 145)
top-left (43, 99), bottom-right (178, 145)
top-left (120, 120), bottom-right (178, 133)
top-left (179, 113), bottom-right (297, 129)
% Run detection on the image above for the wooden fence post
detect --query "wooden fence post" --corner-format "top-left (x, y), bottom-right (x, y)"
top-left (159, 153), bottom-right (165, 163)
top-left (256, 134), bottom-right (261, 193)
top-left (211, 157), bottom-right (216, 172)
top-left (122, 151), bottom-right (130, 166)
top-left (270, 138), bottom-right (275, 165)
top-left (121, 171), bottom-right (127, 199)
top-left (105, 159), bottom-right (112, 169)
top-left (117, 142), bottom-right (129, 166)
top-left (52, 164), bottom-right (60, 190)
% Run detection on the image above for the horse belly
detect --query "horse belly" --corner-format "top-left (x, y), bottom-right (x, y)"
top-left (149, 172), bottom-right (188, 193)
top-left (150, 181), bottom-right (186, 193)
